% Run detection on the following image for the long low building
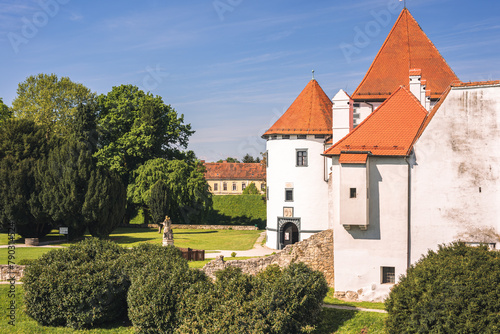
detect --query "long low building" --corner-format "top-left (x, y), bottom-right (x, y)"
top-left (203, 161), bottom-right (266, 195)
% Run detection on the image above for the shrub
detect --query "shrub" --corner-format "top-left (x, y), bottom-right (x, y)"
top-left (23, 238), bottom-right (128, 329)
top-left (126, 247), bottom-right (208, 333)
top-left (242, 182), bottom-right (260, 194)
top-left (176, 263), bottom-right (328, 334)
top-left (385, 242), bottom-right (500, 333)
top-left (206, 194), bottom-right (266, 228)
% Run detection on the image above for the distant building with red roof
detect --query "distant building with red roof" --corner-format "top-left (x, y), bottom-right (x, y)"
top-left (203, 161), bottom-right (266, 195)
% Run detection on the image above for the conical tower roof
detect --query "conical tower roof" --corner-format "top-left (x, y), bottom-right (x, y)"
top-left (352, 8), bottom-right (459, 101)
top-left (263, 79), bottom-right (332, 136)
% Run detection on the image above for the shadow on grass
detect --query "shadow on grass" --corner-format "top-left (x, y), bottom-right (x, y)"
top-left (174, 231), bottom-right (219, 235)
top-left (314, 308), bottom-right (358, 334)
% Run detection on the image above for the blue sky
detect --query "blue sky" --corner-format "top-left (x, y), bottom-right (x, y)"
top-left (1, 0), bottom-right (499, 161)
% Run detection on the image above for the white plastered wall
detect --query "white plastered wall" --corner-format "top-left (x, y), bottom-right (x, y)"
top-left (411, 84), bottom-right (500, 262)
top-left (332, 156), bottom-right (409, 301)
top-left (266, 135), bottom-right (330, 249)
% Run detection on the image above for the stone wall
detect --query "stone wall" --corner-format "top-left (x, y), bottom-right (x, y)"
top-left (0, 265), bottom-right (25, 282)
top-left (203, 229), bottom-right (334, 287)
top-left (123, 224), bottom-right (258, 230)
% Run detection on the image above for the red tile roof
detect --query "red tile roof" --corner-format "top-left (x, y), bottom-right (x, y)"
top-left (451, 80), bottom-right (500, 88)
top-left (263, 79), bottom-right (332, 136)
top-left (352, 8), bottom-right (459, 101)
top-left (339, 153), bottom-right (368, 164)
top-left (204, 162), bottom-right (266, 181)
top-left (324, 86), bottom-right (428, 157)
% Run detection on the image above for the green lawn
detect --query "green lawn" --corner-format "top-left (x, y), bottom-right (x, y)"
top-left (323, 288), bottom-right (386, 310)
top-left (107, 227), bottom-right (261, 250)
top-left (314, 308), bottom-right (387, 334)
top-left (0, 285), bottom-right (387, 334)
top-left (0, 247), bottom-right (56, 265)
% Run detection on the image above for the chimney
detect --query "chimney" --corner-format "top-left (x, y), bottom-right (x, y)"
top-left (425, 90), bottom-right (431, 111)
top-left (332, 89), bottom-right (352, 144)
top-left (409, 68), bottom-right (422, 102)
top-left (420, 79), bottom-right (427, 105)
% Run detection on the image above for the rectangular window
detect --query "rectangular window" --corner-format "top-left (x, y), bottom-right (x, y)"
top-left (214, 183), bottom-right (218, 191)
top-left (297, 135), bottom-right (307, 139)
top-left (223, 182), bottom-right (227, 191)
top-left (271, 135), bottom-right (277, 140)
top-left (350, 188), bottom-right (357, 198)
top-left (282, 135), bottom-right (290, 139)
top-left (261, 183), bottom-right (265, 191)
top-left (242, 182), bottom-right (246, 190)
top-left (296, 150), bottom-right (308, 167)
top-left (232, 182), bottom-right (237, 191)
top-left (285, 188), bottom-right (293, 202)
top-left (314, 135), bottom-right (325, 139)
top-left (382, 267), bottom-right (395, 284)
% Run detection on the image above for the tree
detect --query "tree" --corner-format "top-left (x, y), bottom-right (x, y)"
top-left (36, 140), bottom-right (93, 239)
top-left (0, 119), bottom-right (54, 238)
top-left (0, 97), bottom-right (11, 123)
top-left (242, 182), bottom-right (260, 194)
top-left (242, 153), bottom-right (260, 163)
top-left (217, 157), bottom-right (240, 163)
top-left (70, 102), bottom-right (99, 153)
top-left (83, 168), bottom-right (126, 238)
top-left (149, 179), bottom-right (170, 232)
top-left (11, 73), bottom-right (95, 135)
top-left (94, 85), bottom-right (194, 178)
top-left (128, 158), bottom-right (212, 225)
top-left (385, 242), bottom-right (500, 333)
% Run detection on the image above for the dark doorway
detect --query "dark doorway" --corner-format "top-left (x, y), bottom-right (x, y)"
top-left (282, 222), bottom-right (299, 247)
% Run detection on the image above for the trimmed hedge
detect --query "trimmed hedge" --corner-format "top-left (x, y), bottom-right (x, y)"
top-left (206, 194), bottom-right (266, 228)
top-left (385, 242), bottom-right (500, 333)
top-left (175, 263), bottom-right (328, 334)
top-left (23, 238), bottom-right (128, 329)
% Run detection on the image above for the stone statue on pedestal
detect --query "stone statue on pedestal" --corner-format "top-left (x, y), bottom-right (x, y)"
top-left (162, 216), bottom-right (174, 246)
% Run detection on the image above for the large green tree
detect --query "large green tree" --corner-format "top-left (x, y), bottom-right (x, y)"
top-left (0, 119), bottom-right (54, 238)
top-left (11, 74), bottom-right (95, 135)
top-left (0, 97), bottom-right (11, 123)
top-left (94, 85), bottom-right (194, 178)
top-left (128, 158), bottom-right (212, 225)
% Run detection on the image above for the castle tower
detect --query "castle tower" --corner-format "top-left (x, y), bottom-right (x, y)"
top-left (262, 78), bottom-right (332, 249)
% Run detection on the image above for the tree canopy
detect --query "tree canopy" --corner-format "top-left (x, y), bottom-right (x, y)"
top-left (94, 85), bottom-right (194, 178)
top-left (242, 153), bottom-right (260, 163)
top-left (0, 98), bottom-right (11, 123)
top-left (217, 157), bottom-right (240, 163)
top-left (11, 74), bottom-right (95, 135)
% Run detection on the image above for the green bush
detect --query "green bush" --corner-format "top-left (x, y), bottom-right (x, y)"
top-left (175, 263), bottom-right (328, 334)
top-left (126, 247), bottom-right (208, 333)
top-left (385, 242), bottom-right (500, 333)
top-left (23, 238), bottom-right (128, 329)
top-left (206, 194), bottom-right (266, 228)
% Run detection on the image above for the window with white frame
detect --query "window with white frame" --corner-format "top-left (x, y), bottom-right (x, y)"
top-left (232, 182), bottom-right (237, 191)
top-left (214, 183), bottom-right (218, 191)
top-left (223, 182), bottom-right (227, 191)
top-left (242, 182), bottom-right (246, 190)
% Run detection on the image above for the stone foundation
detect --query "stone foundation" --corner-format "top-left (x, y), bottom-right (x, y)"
top-left (203, 229), bottom-right (334, 287)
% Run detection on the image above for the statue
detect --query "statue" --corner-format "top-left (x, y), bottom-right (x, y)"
top-left (162, 216), bottom-right (174, 246)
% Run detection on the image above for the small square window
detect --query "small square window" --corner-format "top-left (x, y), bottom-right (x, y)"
top-left (285, 189), bottom-right (293, 202)
top-left (350, 188), bottom-right (357, 198)
top-left (232, 182), bottom-right (237, 191)
top-left (296, 150), bottom-right (308, 167)
top-left (382, 267), bottom-right (395, 284)
top-left (214, 183), bottom-right (218, 191)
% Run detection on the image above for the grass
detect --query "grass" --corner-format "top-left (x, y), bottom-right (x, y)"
top-left (314, 308), bottom-right (387, 334)
top-left (107, 227), bottom-right (260, 250)
top-left (0, 247), bottom-right (56, 265)
top-left (0, 284), bottom-right (387, 334)
top-left (323, 288), bottom-right (386, 310)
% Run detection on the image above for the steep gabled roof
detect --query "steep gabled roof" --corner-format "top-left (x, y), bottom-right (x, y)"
top-left (204, 162), bottom-right (266, 181)
top-left (263, 79), bottom-right (332, 136)
top-left (352, 8), bottom-right (459, 101)
top-left (323, 86), bottom-right (428, 157)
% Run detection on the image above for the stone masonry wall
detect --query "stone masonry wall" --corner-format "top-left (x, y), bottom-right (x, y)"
top-left (0, 265), bottom-right (25, 282)
top-left (203, 229), bottom-right (334, 287)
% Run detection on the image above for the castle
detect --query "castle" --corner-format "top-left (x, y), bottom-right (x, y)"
top-left (263, 8), bottom-right (500, 300)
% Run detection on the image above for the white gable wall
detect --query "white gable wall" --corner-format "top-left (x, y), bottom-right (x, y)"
top-left (266, 135), bottom-right (330, 249)
top-left (332, 156), bottom-right (409, 301)
top-left (411, 84), bottom-right (500, 261)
